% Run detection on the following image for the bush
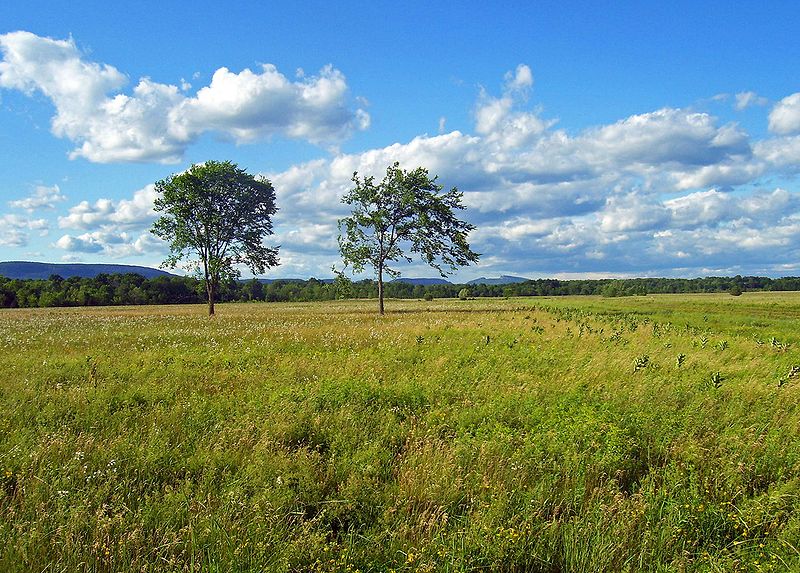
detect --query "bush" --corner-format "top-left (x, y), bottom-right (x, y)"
top-left (729, 285), bottom-right (743, 296)
top-left (423, 293), bottom-right (434, 301)
top-left (458, 288), bottom-right (471, 300)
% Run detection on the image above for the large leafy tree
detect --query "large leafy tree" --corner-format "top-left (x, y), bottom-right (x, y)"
top-left (338, 162), bottom-right (479, 314)
top-left (151, 160), bottom-right (279, 316)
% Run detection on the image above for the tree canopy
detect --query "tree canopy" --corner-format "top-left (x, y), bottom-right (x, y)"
top-left (151, 160), bottom-right (279, 315)
top-left (338, 162), bottom-right (479, 314)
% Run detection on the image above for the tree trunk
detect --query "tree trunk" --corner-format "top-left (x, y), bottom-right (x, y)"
top-left (207, 279), bottom-right (216, 316)
top-left (377, 265), bottom-right (384, 315)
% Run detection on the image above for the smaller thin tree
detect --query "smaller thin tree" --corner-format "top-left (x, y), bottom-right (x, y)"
top-left (151, 160), bottom-right (279, 316)
top-left (338, 162), bottom-right (479, 314)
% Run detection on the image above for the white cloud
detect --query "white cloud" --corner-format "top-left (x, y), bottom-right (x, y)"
top-left (579, 109), bottom-right (749, 169)
top-left (277, 222), bottom-right (339, 254)
top-left (754, 135), bottom-right (800, 171)
top-left (8, 184), bottom-right (66, 211)
top-left (470, 217), bottom-right (558, 242)
top-left (322, 66), bottom-right (797, 276)
top-left (252, 68), bottom-right (800, 278)
top-left (173, 64), bottom-right (369, 144)
top-left (598, 193), bottom-right (669, 233)
top-left (21, 61), bottom-right (800, 279)
top-left (54, 230), bottom-right (165, 258)
top-left (0, 31), bottom-right (369, 163)
top-left (474, 64), bottom-right (552, 148)
top-left (664, 189), bottom-right (731, 228)
top-left (58, 185), bottom-right (158, 230)
top-left (504, 64), bottom-right (533, 93)
top-left (768, 93), bottom-right (800, 134)
top-left (54, 233), bottom-right (105, 253)
top-left (672, 161), bottom-right (765, 190)
top-left (0, 213), bottom-right (49, 246)
top-left (734, 91), bottom-right (768, 111)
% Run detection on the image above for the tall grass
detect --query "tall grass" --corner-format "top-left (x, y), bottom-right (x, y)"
top-left (1, 294), bottom-right (799, 571)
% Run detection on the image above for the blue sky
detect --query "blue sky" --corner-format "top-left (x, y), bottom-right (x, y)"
top-left (2, 1), bottom-right (800, 280)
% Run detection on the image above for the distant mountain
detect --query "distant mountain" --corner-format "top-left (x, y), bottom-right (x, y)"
top-left (0, 261), bottom-right (175, 280)
top-left (251, 278), bottom-right (334, 284)
top-left (390, 277), bottom-right (452, 286)
top-left (467, 275), bottom-right (530, 286)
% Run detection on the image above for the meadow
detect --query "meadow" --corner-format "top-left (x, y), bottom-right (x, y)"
top-left (1, 293), bottom-right (799, 572)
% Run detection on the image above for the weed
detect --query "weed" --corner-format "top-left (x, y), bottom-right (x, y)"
top-left (709, 371), bottom-right (724, 389)
top-left (633, 354), bottom-right (650, 372)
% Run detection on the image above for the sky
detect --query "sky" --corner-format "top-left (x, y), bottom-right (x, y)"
top-left (2, 0), bottom-right (800, 281)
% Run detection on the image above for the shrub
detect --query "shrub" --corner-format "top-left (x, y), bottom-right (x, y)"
top-left (458, 288), bottom-right (471, 301)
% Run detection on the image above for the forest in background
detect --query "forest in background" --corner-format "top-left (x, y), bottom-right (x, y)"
top-left (2, 272), bottom-right (800, 308)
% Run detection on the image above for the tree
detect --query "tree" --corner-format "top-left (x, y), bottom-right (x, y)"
top-left (338, 162), bottom-right (479, 314)
top-left (151, 160), bottom-right (279, 316)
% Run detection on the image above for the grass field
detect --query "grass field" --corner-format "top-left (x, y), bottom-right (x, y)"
top-left (1, 293), bottom-right (799, 572)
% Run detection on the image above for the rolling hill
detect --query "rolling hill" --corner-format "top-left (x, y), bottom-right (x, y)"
top-left (0, 261), bottom-right (175, 280)
top-left (466, 275), bottom-right (530, 285)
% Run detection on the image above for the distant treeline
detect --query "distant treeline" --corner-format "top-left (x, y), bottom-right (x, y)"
top-left (1, 273), bottom-right (800, 309)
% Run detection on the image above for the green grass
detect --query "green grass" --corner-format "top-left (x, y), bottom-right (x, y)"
top-left (1, 293), bottom-right (799, 572)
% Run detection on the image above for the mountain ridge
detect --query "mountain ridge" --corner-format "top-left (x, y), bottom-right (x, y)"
top-left (466, 275), bottom-right (530, 285)
top-left (0, 261), bottom-right (175, 280)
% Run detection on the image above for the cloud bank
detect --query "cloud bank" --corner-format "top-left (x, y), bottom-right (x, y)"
top-left (0, 31), bottom-right (369, 163)
top-left (3, 46), bottom-right (797, 278)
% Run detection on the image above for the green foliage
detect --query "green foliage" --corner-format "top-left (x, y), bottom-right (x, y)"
top-left (5, 273), bottom-right (800, 309)
top-left (151, 160), bottom-right (279, 315)
top-left (458, 287), bottom-right (471, 300)
top-left (331, 271), bottom-right (353, 300)
top-left (338, 162), bottom-right (479, 313)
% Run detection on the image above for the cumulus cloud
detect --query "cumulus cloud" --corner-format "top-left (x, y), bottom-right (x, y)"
top-left (54, 233), bottom-right (105, 253)
top-left (598, 193), bottom-right (669, 233)
top-left (768, 93), bottom-right (800, 134)
top-left (579, 109), bottom-right (750, 169)
top-left (0, 31), bottom-right (369, 163)
top-left (54, 230), bottom-right (165, 258)
top-left (8, 184), bottom-right (66, 211)
top-left (173, 64), bottom-right (370, 144)
top-left (51, 184), bottom-right (167, 260)
top-left (255, 67), bottom-right (799, 278)
top-left (58, 185), bottom-right (159, 230)
top-left (35, 62), bottom-right (800, 278)
top-left (753, 135), bottom-right (800, 170)
top-left (475, 64), bottom-right (553, 148)
top-left (0, 213), bottom-right (49, 247)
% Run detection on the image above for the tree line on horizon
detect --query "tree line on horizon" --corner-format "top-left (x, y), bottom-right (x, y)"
top-left (2, 272), bottom-right (799, 309)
